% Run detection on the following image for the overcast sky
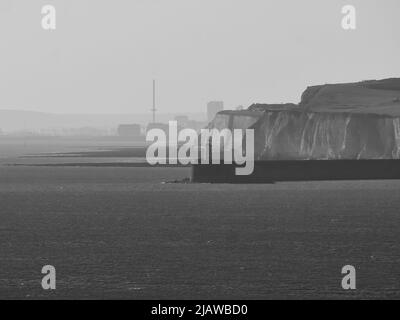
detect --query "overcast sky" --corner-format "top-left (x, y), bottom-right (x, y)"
top-left (0, 0), bottom-right (399, 114)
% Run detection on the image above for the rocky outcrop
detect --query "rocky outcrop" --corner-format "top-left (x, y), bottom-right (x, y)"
top-left (209, 78), bottom-right (400, 160)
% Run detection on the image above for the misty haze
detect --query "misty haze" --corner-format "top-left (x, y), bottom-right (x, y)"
top-left (1, 0), bottom-right (400, 303)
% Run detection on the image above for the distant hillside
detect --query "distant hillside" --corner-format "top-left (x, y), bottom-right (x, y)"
top-left (0, 110), bottom-right (206, 132)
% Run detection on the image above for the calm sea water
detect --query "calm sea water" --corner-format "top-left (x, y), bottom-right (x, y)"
top-left (1, 139), bottom-right (400, 299)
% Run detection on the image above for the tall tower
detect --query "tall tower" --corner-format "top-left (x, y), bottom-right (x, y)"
top-left (151, 79), bottom-right (157, 123)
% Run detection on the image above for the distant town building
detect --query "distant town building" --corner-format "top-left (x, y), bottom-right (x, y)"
top-left (174, 115), bottom-right (190, 128)
top-left (174, 116), bottom-right (207, 132)
top-left (185, 120), bottom-right (208, 132)
top-left (146, 122), bottom-right (169, 133)
top-left (207, 101), bottom-right (224, 122)
top-left (71, 127), bottom-right (107, 137)
top-left (117, 124), bottom-right (141, 137)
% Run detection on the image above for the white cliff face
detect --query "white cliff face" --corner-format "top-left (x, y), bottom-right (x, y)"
top-left (208, 78), bottom-right (400, 160)
top-left (252, 111), bottom-right (400, 160)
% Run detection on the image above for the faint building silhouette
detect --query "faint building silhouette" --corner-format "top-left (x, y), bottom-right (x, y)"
top-left (207, 101), bottom-right (224, 122)
top-left (117, 124), bottom-right (141, 137)
top-left (174, 115), bottom-right (207, 132)
top-left (146, 122), bottom-right (169, 133)
top-left (174, 115), bottom-right (190, 128)
top-left (185, 120), bottom-right (207, 132)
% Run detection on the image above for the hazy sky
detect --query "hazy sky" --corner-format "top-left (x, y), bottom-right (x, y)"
top-left (0, 0), bottom-right (399, 114)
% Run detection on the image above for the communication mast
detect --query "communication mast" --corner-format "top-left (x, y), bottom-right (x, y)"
top-left (151, 79), bottom-right (157, 123)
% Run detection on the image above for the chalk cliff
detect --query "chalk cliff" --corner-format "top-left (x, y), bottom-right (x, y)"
top-left (209, 78), bottom-right (400, 160)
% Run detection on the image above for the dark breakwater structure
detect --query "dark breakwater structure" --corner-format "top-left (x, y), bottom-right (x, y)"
top-left (192, 78), bottom-right (400, 183)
